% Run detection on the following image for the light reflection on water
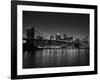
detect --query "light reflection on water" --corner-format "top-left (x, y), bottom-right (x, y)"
top-left (23, 49), bottom-right (89, 68)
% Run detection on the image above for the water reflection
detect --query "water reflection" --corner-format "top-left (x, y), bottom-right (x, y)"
top-left (23, 49), bottom-right (89, 68)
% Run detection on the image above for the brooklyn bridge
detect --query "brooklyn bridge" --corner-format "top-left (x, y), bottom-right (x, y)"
top-left (23, 26), bottom-right (89, 50)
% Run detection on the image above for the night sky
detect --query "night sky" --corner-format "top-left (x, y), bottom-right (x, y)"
top-left (23, 11), bottom-right (89, 39)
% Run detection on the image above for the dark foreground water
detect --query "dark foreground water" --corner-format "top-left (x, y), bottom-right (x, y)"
top-left (23, 48), bottom-right (89, 68)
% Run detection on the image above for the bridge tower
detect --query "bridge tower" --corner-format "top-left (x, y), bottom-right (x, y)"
top-left (26, 26), bottom-right (37, 50)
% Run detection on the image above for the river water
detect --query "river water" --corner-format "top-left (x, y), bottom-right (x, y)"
top-left (23, 48), bottom-right (89, 68)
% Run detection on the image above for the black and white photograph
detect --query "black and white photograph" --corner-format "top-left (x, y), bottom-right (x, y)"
top-left (23, 11), bottom-right (90, 69)
top-left (11, 1), bottom-right (97, 79)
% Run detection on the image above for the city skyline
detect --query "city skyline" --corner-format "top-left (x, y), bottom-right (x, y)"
top-left (23, 11), bottom-right (89, 39)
